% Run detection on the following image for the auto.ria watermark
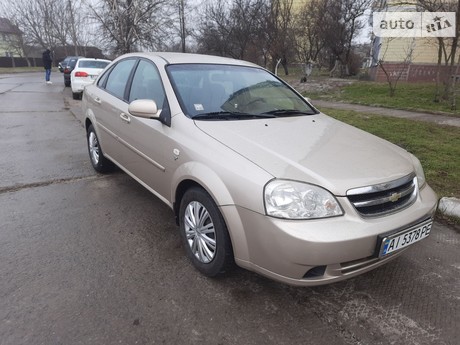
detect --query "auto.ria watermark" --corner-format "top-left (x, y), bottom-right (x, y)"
top-left (373, 12), bottom-right (456, 37)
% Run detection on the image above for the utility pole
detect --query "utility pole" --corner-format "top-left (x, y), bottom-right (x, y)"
top-left (67, 0), bottom-right (79, 55)
top-left (179, 0), bottom-right (186, 52)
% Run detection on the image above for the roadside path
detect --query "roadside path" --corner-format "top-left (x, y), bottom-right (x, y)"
top-left (311, 99), bottom-right (460, 128)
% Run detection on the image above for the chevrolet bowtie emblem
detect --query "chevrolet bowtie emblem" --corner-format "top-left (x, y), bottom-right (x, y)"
top-left (389, 192), bottom-right (402, 202)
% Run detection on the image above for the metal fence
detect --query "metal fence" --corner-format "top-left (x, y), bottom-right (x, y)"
top-left (0, 57), bottom-right (43, 68)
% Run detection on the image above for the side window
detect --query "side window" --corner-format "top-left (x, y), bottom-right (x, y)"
top-left (97, 67), bottom-right (111, 87)
top-left (69, 59), bottom-right (78, 68)
top-left (128, 60), bottom-right (165, 108)
top-left (105, 59), bottom-right (136, 100)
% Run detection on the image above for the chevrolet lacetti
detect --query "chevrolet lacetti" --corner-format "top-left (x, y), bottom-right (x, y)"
top-left (82, 52), bottom-right (438, 286)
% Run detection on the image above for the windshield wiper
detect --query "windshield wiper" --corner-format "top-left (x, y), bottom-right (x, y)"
top-left (192, 111), bottom-right (276, 120)
top-left (262, 109), bottom-right (316, 117)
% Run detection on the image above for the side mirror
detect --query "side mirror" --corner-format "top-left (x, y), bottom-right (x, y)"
top-left (304, 96), bottom-right (312, 104)
top-left (128, 99), bottom-right (159, 119)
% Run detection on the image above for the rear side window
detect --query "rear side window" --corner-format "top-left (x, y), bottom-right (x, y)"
top-left (104, 59), bottom-right (136, 100)
top-left (69, 59), bottom-right (79, 68)
top-left (97, 67), bottom-right (111, 87)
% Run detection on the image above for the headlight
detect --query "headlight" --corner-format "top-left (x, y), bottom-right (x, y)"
top-left (264, 180), bottom-right (343, 219)
top-left (410, 154), bottom-right (426, 189)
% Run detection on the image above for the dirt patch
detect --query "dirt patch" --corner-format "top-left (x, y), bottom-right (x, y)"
top-left (285, 77), bottom-right (355, 95)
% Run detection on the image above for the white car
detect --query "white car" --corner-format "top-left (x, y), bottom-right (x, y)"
top-left (71, 58), bottom-right (111, 99)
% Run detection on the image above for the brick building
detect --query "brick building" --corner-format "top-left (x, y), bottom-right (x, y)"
top-left (370, 0), bottom-right (458, 82)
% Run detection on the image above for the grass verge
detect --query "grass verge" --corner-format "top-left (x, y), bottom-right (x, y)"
top-left (0, 67), bottom-right (49, 74)
top-left (311, 81), bottom-right (460, 117)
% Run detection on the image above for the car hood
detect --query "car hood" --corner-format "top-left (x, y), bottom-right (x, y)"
top-left (194, 113), bottom-right (414, 196)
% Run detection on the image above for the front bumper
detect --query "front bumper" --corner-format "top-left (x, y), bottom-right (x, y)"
top-left (223, 184), bottom-right (438, 286)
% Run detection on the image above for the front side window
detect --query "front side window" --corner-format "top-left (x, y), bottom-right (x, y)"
top-left (104, 59), bottom-right (136, 100)
top-left (167, 64), bottom-right (317, 119)
top-left (128, 60), bottom-right (166, 108)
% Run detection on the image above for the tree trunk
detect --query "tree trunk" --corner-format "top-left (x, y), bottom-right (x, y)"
top-left (443, 0), bottom-right (460, 100)
top-left (434, 38), bottom-right (443, 103)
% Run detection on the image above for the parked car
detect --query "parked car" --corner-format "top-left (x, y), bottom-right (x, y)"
top-left (58, 56), bottom-right (83, 73)
top-left (82, 52), bottom-right (438, 286)
top-left (63, 56), bottom-right (84, 86)
top-left (58, 60), bottom-right (65, 72)
top-left (70, 58), bottom-right (111, 100)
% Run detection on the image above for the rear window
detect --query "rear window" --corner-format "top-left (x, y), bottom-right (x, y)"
top-left (79, 60), bottom-right (110, 69)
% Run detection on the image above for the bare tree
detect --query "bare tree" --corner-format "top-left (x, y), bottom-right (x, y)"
top-left (322, 0), bottom-right (372, 77)
top-left (65, 0), bottom-right (86, 55)
top-left (0, 0), bottom-right (96, 63)
top-left (0, 0), bottom-right (62, 50)
top-left (88, 0), bottom-right (174, 55)
top-left (230, 0), bottom-right (266, 60)
top-left (417, 0), bottom-right (460, 106)
top-left (172, 0), bottom-right (198, 52)
top-left (267, 0), bottom-right (296, 75)
top-left (195, 0), bottom-right (234, 57)
top-left (196, 0), bottom-right (266, 60)
top-left (341, 0), bottom-right (372, 75)
top-left (376, 37), bottom-right (416, 97)
top-left (295, 0), bottom-right (329, 67)
top-left (193, 0), bottom-right (370, 76)
top-left (179, 0), bottom-right (187, 52)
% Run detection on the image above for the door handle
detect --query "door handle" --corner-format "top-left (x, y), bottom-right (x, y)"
top-left (120, 112), bottom-right (131, 124)
top-left (93, 96), bottom-right (101, 104)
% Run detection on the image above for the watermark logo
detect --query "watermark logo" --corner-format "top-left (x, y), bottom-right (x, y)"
top-left (373, 12), bottom-right (456, 37)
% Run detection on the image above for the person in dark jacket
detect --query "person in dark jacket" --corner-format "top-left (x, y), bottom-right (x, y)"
top-left (42, 49), bottom-right (53, 84)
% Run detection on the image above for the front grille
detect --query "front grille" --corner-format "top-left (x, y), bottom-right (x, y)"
top-left (347, 174), bottom-right (417, 217)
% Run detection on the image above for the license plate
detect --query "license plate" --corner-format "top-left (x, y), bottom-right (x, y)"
top-left (379, 219), bottom-right (432, 257)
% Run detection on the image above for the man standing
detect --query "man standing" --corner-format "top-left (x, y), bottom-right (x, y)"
top-left (42, 49), bottom-right (53, 84)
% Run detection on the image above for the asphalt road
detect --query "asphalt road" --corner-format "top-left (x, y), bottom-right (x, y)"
top-left (0, 72), bottom-right (459, 345)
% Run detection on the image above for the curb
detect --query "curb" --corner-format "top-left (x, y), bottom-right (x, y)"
top-left (439, 197), bottom-right (460, 219)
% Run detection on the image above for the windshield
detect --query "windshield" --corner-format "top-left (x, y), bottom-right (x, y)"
top-left (167, 64), bottom-right (317, 120)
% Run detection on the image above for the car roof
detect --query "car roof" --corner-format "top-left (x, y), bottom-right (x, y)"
top-left (77, 58), bottom-right (111, 62)
top-left (63, 56), bottom-right (84, 60)
top-left (115, 52), bottom-right (258, 67)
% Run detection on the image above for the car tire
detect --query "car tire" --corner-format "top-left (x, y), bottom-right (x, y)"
top-left (179, 187), bottom-right (234, 277)
top-left (72, 92), bottom-right (81, 100)
top-left (86, 124), bottom-right (114, 173)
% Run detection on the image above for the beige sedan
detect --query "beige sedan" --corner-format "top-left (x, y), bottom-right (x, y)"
top-left (82, 52), bottom-right (438, 286)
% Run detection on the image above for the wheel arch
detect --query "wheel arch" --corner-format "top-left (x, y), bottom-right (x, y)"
top-left (172, 162), bottom-right (251, 264)
top-left (85, 117), bottom-right (93, 132)
top-left (84, 108), bottom-right (97, 133)
top-left (172, 162), bottom-right (234, 223)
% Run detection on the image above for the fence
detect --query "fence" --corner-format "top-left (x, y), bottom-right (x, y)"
top-left (0, 57), bottom-right (44, 68)
top-left (369, 64), bottom-right (454, 83)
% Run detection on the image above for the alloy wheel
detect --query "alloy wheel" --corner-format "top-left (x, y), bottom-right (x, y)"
top-left (88, 131), bottom-right (100, 165)
top-left (184, 201), bottom-right (217, 263)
